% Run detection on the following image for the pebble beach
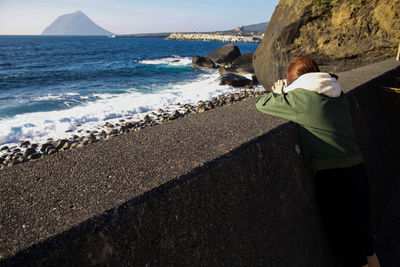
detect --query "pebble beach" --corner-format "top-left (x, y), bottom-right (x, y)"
top-left (0, 88), bottom-right (266, 169)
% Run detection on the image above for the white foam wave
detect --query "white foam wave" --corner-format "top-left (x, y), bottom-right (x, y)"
top-left (0, 70), bottom-right (261, 148)
top-left (139, 55), bottom-right (192, 67)
top-left (34, 94), bottom-right (64, 101)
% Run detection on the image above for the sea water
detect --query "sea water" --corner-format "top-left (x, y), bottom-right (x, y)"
top-left (0, 36), bottom-right (259, 147)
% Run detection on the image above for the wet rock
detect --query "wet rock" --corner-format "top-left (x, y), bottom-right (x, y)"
top-left (106, 129), bottom-right (118, 136)
top-left (40, 142), bottom-right (54, 153)
top-left (29, 153), bottom-right (42, 160)
top-left (192, 56), bottom-right (216, 68)
top-left (31, 143), bottom-right (39, 149)
top-left (17, 157), bottom-right (27, 164)
top-left (84, 133), bottom-right (96, 142)
top-left (19, 140), bottom-right (31, 147)
top-left (47, 148), bottom-right (58, 155)
top-left (206, 44), bottom-right (241, 67)
top-left (78, 140), bottom-right (89, 148)
top-left (44, 144), bottom-right (56, 154)
top-left (143, 115), bottom-right (152, 124)
top-left (219, 53), bottom-right (254, 75)
top-left (61, 141), bottom-right (71, 150)
top-left (99, 131), bottom-right (107, 138)
top-left (70, 143), bottom-right (80, 149)
top-left (24, 147), bottom-right (37, 158)
top-left (219, 74), bottom-right (252, 87)
top-left (56, 139), bottom-right (69, 151)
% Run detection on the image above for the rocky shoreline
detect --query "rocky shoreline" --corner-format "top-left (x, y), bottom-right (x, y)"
top-left (0, 43), bottom-right (264, 170)
top-left (0, 88), bottom-right (266, 170)
top-left (166, 33), bottom-right (261, 43)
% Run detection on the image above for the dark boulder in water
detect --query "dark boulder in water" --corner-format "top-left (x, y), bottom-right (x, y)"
top-left (219, 74), bottom-right (252, 87)
top-left (40, 142), bottom-right (54, 153)
top-left (219, 53), bottom-right (255, 75)
top-left (192, 56), bottom-right (216, 68)
top-left (23, 148), bottom-right (37, 158)
top-left (206, 44), bottom-right (241, 67)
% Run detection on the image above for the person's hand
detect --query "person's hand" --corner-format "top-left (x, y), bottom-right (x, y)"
top-left (271, 79), bottom-right (285, 94)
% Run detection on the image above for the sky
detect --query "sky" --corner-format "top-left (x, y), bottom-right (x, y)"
top-left (0, 0), bottom-right (280, 35)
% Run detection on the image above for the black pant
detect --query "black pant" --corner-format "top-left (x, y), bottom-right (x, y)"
top-left (314, 164), bottom-right (374, 267)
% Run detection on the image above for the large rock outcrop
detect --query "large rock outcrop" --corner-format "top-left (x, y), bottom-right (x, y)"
top-left (219, 53), bottom-right (255, 75)
top-left (253, 0), bottom-right (400, 88)
top-left (205, 44), bottom-right (241, 67)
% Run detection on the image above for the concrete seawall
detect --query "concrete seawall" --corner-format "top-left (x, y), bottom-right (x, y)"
top-left (0, 59), bottom-right (399, 266)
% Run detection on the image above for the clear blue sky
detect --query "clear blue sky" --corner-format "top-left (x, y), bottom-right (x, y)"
top-left (0, 0), bottom-right (279, 35)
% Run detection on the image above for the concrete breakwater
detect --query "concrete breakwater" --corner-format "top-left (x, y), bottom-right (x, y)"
top-left (0, 59), bottom-right (399, 266)
top-left (166, 33), bottom-right (261, 43)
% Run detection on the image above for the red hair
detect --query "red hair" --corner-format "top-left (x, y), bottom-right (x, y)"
top-left (286, 56), bottom-right (320, 85)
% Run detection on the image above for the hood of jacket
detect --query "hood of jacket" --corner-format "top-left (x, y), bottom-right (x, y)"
top-left (284, 72), bottom-right (342, 98)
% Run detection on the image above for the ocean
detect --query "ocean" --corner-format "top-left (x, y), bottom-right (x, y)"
top-left (0, 36), bottom-right (259, 148)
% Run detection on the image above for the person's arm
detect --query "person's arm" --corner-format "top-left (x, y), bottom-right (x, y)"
top-left (255, 92), bottom-right (298, 122)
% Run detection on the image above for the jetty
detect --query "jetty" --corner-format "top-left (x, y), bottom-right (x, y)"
top-left (0, 59), bottom-right (399, 266)
top-left (166, 33), bottom-right (262, 43)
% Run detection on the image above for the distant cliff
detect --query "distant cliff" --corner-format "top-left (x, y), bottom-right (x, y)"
top-left (42, 11), bottom-right (112, 36)
top-left (253, 0), bottom-right (400, 88)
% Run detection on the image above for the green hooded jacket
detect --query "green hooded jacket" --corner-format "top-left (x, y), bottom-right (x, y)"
top-left (255, 73), bottom-right (363, 175)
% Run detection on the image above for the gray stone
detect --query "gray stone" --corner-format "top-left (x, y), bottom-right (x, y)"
top-left (47, 150), bottom-right (58, 155)
top-left (19, 141), bottom-right (31, 147)
top-left (85, 133), bottom-right (96, 141)
top-left (31, 144), bottom-right (39, 149)
top-left (143, 115), bottom-right (152, 124)
top-left (40, 142), bottom-right (54, 153)
top-left (106, 129), bottom-right (118, 136)
top-left (56, 140), bottom-right (69, 151)
top-left (219, 53), bottom-right (254, 75)
top-left (24, 148), bottom-right (37, 158)
top-left (192, 56), bottom-right (216, 68)
top-left (28, 153), bottom-right (42, 160)
top-left (219, 74), bottom-right (252, 87)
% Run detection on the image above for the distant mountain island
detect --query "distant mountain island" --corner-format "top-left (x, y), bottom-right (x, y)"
top-left (42, 11), bottom-right (112, 36)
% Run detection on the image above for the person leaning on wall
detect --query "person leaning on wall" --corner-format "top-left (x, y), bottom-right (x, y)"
top-left (255, 56), bottom-right (381, 267)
